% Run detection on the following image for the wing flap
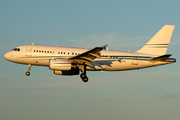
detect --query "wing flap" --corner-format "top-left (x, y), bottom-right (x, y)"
top-left (88, 53), bottom-right (100, 58)
top-left (81, 57), bottom-right (95, 62)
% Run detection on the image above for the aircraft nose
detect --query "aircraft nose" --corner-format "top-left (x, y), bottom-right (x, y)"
top-left (4, 52), bottom-right (11, 61)
top-left (4, 53), bottom-right (7, 60)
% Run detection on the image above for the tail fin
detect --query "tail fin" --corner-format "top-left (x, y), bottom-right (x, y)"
top-left (136, 25), bottom-right (175, 55)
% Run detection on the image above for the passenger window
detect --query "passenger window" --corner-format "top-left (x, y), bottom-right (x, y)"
top-left (72, 53), bottom-right (74, 55)
top-left (36, 50), bottom-right (38, 52)
top-left (47, 51), bottom-right (49, 53)
top-left (39, 50), bottom-right (41, 52)
top-left (50, 51), bottom-right (52, 53)
top-left (42, 51), bottom-right (44, 53)
top-left (45, 51), bottom-right (46, 53)
top-left (58, 52), bottom-right (60, 54)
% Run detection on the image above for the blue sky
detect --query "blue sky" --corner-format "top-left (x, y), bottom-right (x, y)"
top-left (0, 0), bottom-right (180, 120)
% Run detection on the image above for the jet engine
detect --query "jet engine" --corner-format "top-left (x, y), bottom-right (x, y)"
top-left (49, 59), bottom-right (72, 70)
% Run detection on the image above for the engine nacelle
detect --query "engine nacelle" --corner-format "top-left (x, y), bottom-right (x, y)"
top-left (49, 59), bottom-right (71, 70)
top-left (54, 69), bottom-right (79, 75)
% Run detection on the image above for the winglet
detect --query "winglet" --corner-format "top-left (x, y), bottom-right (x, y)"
top-left (102, 44), bottom-right (108, 50)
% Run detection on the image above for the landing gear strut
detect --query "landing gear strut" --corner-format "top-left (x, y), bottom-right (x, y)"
top-left (79, 64), bottom-right (89, 82)
top-left (26, 64), bottom-right (31, 76)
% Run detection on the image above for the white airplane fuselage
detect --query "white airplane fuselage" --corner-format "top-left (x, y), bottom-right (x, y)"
top-left (4, 44), bottom-right (175, 71)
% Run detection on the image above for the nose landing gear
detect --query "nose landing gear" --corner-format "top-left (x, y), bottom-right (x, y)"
top-left (25, 64), bottom-right (31, 76)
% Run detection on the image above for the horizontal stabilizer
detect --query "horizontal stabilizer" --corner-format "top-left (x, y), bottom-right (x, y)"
top-left (149, 54), bottom-right (172, 61)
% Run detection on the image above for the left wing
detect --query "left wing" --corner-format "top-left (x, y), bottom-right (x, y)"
top-left (68, 46), bottom-right (105, 67)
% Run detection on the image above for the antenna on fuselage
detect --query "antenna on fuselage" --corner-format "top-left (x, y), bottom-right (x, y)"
top-left (32, 42), bottom-right (34, 45)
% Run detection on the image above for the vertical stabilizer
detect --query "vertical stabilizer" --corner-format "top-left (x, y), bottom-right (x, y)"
top-left (136, 25), bottom-right (175, 55)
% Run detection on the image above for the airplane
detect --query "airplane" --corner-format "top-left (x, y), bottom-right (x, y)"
top-left (4, 25), bottom-right (176, 82)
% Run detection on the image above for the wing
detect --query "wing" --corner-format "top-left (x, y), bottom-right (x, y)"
top-left (68, 46), bottom-right (105, 67)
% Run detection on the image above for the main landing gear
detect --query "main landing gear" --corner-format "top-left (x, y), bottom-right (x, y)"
top-left (25, 64), bottom-right (31, 76)
top-left (79, 64), bottom-right (89, 82)
top-left (80, 73), bottom-right (88, 82)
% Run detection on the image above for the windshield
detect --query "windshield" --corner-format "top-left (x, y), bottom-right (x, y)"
top-left (12, 48), bottom-right (20, 51)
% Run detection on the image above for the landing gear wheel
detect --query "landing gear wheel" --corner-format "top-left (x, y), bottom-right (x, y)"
top-left (80, 73), bottom-right (86, 79)
top-left (26, 64), bottom-right (31, 76)
top-left (80, 73), bottom-right (89, 82)
top-left (83, 77), bottom-right (88, 82)
top-left (26, 71), bottom-right (30, 76)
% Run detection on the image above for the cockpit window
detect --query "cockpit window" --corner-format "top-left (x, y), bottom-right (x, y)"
top-left (12, 48), bottom-right (20, 51)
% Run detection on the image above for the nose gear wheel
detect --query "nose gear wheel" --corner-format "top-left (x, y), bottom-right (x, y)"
top-left (26, 71), bottom-right (30, 76)
top-left (26, 64), bottom-right (31, 76)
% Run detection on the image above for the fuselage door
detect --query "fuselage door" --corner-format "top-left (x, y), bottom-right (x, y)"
top-left (132, 54), bottom-right (138, 65)
top-left (26, 45), bottom-right (32, 57)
